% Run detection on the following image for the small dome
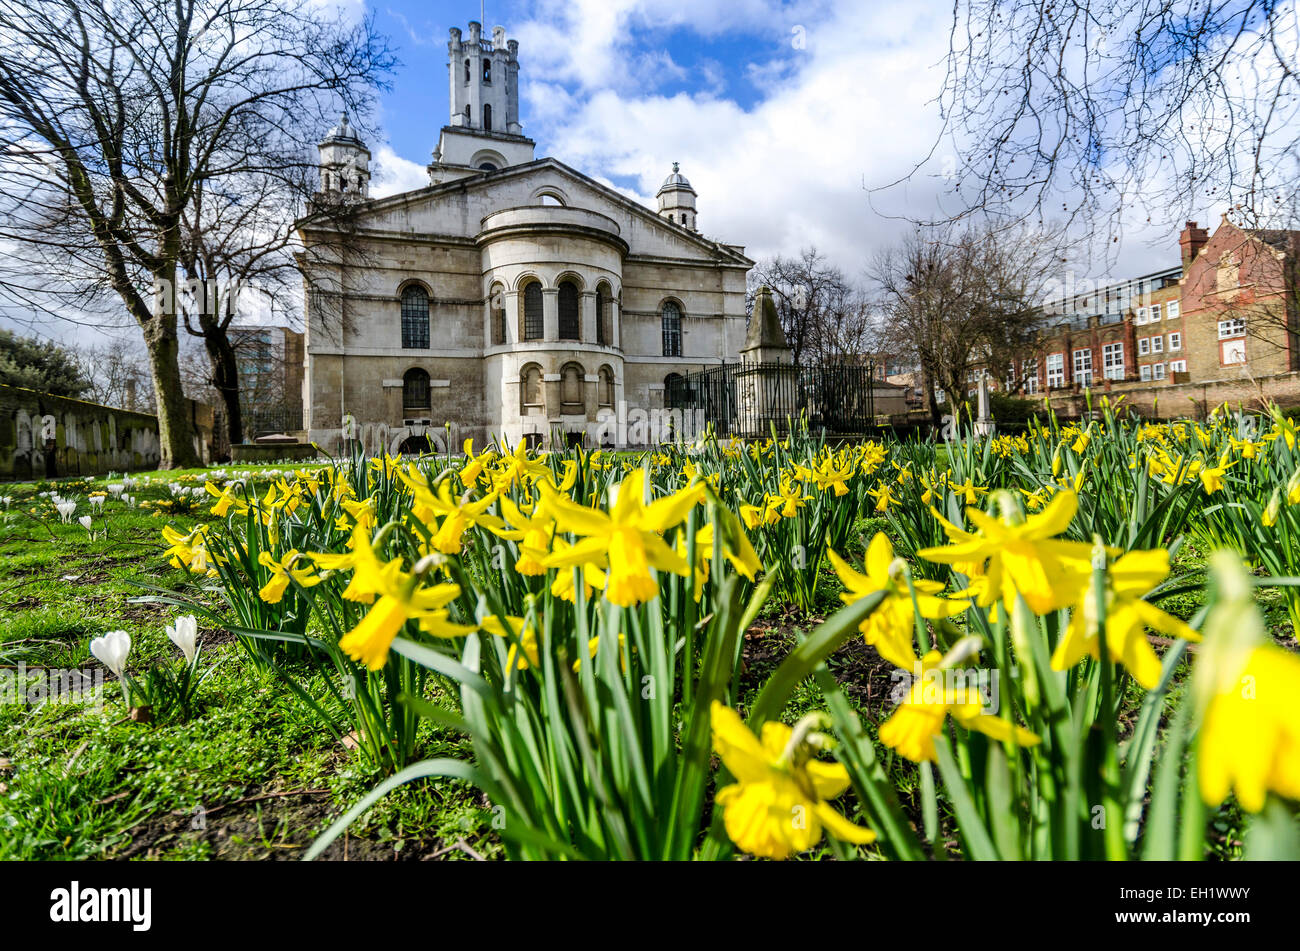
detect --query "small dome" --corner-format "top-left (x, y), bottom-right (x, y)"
top-left (656, 161), bottom-right (696, 196)
top-left (321, 112), bottom-right (366, 147)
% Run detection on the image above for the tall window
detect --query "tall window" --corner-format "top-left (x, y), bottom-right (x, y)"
top-left (561, 363), bottom-right (585, 413)
top-left (483, 58), bottom-right (492, 82)
top-left (1046, 353), bottom-right (1065, 388)
top-left (558, 281), bottom-right (580, 340)
top-left (483, 104), bottom-right (492, 131)
top-left (661, 301), bottom-right (682, 357)
top-left (464, 59), bottom-right (470, 83)
top-left (1023, 359), bottom-right (1040, 395)
top-left (596, 285), bottom-right (609, 345)
top-left (402, 368), bottom-right (430, 416)
top-left (464, 105), bottom-right (471, 125)
top-left (1167, 300), bottom-right (1180, 320)
top-left (1103, 342), bottom-right (1124, 380)
top-left (598, 366), bottom-right (614, 406)
top-left (401, 285), bottom-right (430, 349)
top-left (520, 364), bottom-right (543, 413)
top-left (490, 284), bottom-right (506, 345)
top-left (523, 282), bottom-right (543, 340)
top-left (1073, 348), bottom-right (1093, 386)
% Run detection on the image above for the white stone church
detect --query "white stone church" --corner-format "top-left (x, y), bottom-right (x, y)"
top-left (299, 21), bottom-right (753, 452)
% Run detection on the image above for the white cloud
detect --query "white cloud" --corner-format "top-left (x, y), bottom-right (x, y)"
top-left (370, 144), bottom-right (429, 197)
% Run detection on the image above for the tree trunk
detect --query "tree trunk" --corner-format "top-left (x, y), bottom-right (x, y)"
top-left (143, 316), bottom-right (202, 469)
top-left (204, 329), bottom-right (244, 447)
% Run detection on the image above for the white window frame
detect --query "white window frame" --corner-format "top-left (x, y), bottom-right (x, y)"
top-left (1150, 303), bottom-right (1161, 321)
top-left (1102, 342), bottom-right (1125, 380)
top-left (1152, 362), bottom-right (1166, 380)
top-left (1140, 365), bottom-right (1152, 382)
top-left (1218, 318), bottom-right (1246, 339)
top-left (1135, 307), bottom-right (1148, 325)
top-left (1138, 337), bottom-right (1150, 356)
top-left (1169, 359), bottom-right (1187, 373)
top-left (1046, 353), bottom-right (1065, 388)
top-left (1169, 332), bottom-right (1181, 351)
top-left (1151, 335), bottom-right (1163, 354)
top-left (1166, 300), bottom-right (1180, 320)
top-left (1073, 348), bottom-right (1093, 387)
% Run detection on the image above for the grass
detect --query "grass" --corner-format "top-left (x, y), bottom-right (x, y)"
top-left (0, 468), bottom-right (495, 861)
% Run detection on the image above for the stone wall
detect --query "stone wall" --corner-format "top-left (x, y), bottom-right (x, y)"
top-left (1043, 368), bottom-right (1300, 421)
top-left (0, 384), bottom-right (217, 480)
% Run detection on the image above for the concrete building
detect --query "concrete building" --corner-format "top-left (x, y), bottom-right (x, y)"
top-left (229, 324), bottom-right (305, 435)
top-left (298, 21), bottom-right (753, 452)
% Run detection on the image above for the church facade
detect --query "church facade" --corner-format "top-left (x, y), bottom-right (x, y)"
top-left (299, 21), bottom-right (753, 452)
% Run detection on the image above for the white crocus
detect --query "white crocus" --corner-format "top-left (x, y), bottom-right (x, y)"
top-left (107, 483), bottom-right (125, 498)
top-left (166, 614), bottom-right (199, 663)
top-left (55, 499), bottom-right (77, 523)
top-left (89, 630), bottom-right (131, 678)
top-left (78, 515), bottom-right (92, 531)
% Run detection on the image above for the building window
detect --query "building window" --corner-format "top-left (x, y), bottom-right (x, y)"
top-left (483, 103), bottom-right (492, 131)
top-left (558, 281), bottom-right (580, 340)
top-left (401, 285), bottom-right (430, 349)
top-left (1140, 364), bottom-right (1152, 382)
top-left (1046, 353), bottom-right (1064, 387)
top-left (520, 364), bottom-right (543, 413)
top-left (1150, 303), bottom-right (1161, 321)
top-left (464, 59), bottom-right (470, 83)
top-left (596, 285), bottom-right (609, 345)
top-left (1138, 338), bottom-right (1150, 356)
top-left (1151, 335), bottom-right (1163, 354)
top-left (1167, 300), bottom-right (1180, 319)
top-left (1152, 362), bottom-right (1166, 380)
top-left (1135, 307), bottom-right (1148, 325)
top-left (464, 104), bottom-right (471, 125)
top-left (1023, 359), bottom-right (1039, 395)
top-left (560, 363), bottom-right (584, 414)
top-left (1169, 332), bottom-right (1181, 351)
top-left (402, 368), bottom-right (430, 415)
top-left (1170, 360), bottom-right (1187, 373)
top-left (661, 301), bottom-right (682, 357)
top-left (1218, 318), bottom-right (1245, 339)
top-left (1073, 348), bottom-right (1093, 386)
top-left (522, 282), bottom-right (543, 340)
top-left (490, 283), bottom-right (506, 346)
top-left (483, 58), bottom-right (491, 82)
top-left (598, 365), bottom-right (615, 406)
top-left (1103, 342), bottom-right (1124, 380)
top-left (665, 372), bottom-right (687, 409)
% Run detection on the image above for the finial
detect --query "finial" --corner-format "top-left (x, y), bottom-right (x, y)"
top-left (672, 161), bottom-right (679, 173)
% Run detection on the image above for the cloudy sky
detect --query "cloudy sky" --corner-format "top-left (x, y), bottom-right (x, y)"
top-left (363, 0), bottom-right (1193, 278)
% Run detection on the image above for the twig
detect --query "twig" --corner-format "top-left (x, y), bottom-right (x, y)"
top-left (171, 787), bottom-right (330, 818)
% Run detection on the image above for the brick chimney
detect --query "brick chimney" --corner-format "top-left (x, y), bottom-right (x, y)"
top-left (1179, 221), bottom-right (1208, 271)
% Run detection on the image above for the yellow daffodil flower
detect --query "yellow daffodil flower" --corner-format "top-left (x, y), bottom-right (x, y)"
top-left (339, 569), bottom-right (467, 670)
top-left (710, 702), bottom-right (875, 860)
top-left (257, 549), bottom-right (322, 604)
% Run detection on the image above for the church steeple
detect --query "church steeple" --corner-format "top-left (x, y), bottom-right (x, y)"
top-left (431, 22), bottom-right (535, 178)
top-left (657, 162), bottom-right (698, 231)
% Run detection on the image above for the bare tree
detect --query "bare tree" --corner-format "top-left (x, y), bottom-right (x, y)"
top-left (920, 1), bottom-right (1300, 239)
top-left (750, 247), bottom-right (871, 365)
top-left (872, 224), bottom-right (1059, 421)
top-left (0, 0), bottom-right (392, 466)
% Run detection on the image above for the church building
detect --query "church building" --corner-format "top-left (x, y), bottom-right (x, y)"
top-left (299, 21), bottom-right (753, 452)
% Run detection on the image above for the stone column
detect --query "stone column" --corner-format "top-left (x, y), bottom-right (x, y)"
top-left (503, 290), bottom-right (519, 344)
top-left (542, 288), bottom-right (559, 341)
top-left (581, 291), bottom-right (597, 343)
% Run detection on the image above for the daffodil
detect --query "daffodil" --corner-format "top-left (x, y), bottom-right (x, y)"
top-left (828, 533), bottom-right (967, 669)
top-left (493, 495), bottom-right (556, 575)
top-left (710, 702), bottom-right (875, 860)
top-left (918, 490), bottom-right (1094, 615)
top-left (880, 646), bottom-right (1040, 763)
top-left (1050, 547), bottom-right (1200, 689)
top-left (481, 614), bottom-right (540, 670)
top-left (540, 470), bottom-right (701, 606)
top-left (338, 567), bottom-right (467, 671)
top-left (257, 549), bottom-right (322, 604)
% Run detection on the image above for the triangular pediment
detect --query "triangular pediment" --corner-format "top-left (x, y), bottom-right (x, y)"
top-left (300, 158), bottom-right (752, 268)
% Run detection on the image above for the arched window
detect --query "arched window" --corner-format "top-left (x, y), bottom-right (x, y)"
top-left (538, 193), bottom-right (563, 206)
top-left (403, 368), bottom-right (430, 416)
top-left (561, 363), bottom-right (585, 414)
top-left (520, 364), bottom-right (543, 414)
top-left (661, 301), bottom-right (682, 357)
top-left (664, 372), bottom-right (687, 410)
top-left (558, 281), bottom-right (580, 340)
top-left (490, 283), bottom-right (506, 345)
top-left (464, 59), bottom-right (471, 83)
top-left (401, 285), bottom-right (430, 349)
top-left (598, 365), bottom-right (615, 406)
top-left (483, 58), bottom-right (492, 82)
top-left (595, 285), bottom-right (609, 345)
top-left (522, 281), bottom-right (544, 340)
top-left (483, 103), bottom-right (492, 131)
